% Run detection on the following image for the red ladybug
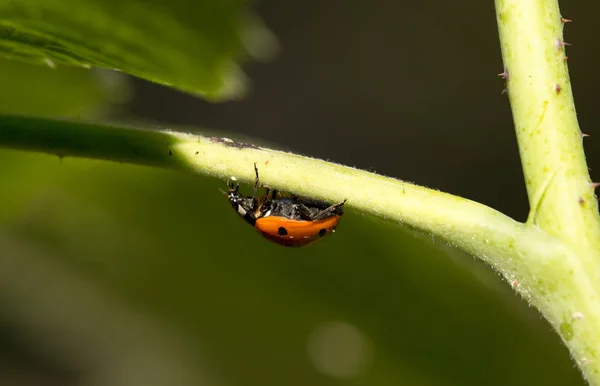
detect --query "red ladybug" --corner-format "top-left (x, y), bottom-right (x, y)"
top-left (225, 164), bottom-right (346, 247)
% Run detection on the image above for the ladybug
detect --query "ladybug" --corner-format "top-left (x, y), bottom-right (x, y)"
top-left (225, 163), bottom-right (346, 247)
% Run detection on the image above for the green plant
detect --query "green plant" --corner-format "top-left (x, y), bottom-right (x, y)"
top-left (0, 0), bottom-right (597, 384)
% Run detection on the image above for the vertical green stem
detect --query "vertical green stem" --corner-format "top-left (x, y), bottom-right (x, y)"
top-left (495, 0), bottom-right (600, 382)
top-left (495, 0), bottom-right (600, 249)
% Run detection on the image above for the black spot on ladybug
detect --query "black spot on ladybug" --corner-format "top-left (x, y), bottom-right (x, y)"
top-left (168, 150), bottom-right (172, 156)
top-left (278, 227), bottom-right (288, 236)
top-left (210, 136), bottom-right (260, 150)
top-left (318, 229), bottom-right (327, 237)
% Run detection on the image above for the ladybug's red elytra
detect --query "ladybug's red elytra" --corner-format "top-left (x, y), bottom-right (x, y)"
top-left (225, 163), bottom-right (346, 247)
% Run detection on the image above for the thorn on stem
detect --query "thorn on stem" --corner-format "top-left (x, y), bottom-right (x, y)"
top-left (582, 133), bottom-right (590, 138)
top-left (591, 182), bottom-right (600, 189)
top-left (561, 17), bottom-right (572, 23)
top-left (501, 88), bottom-right (508, 95)
top-left (497, 69), bottom-right (509, 80)
top-left (555, 39), bottom-right (571, 50)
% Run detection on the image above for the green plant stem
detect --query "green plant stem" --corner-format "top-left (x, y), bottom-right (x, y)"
top-left (496, 0), bottom-right (600, 382)
top-left (0, 116), bottom-right (537, 256)
top-left (496, 0), bottom-right (600, 253)
top-left (0, 114), bottom-right (598, 384)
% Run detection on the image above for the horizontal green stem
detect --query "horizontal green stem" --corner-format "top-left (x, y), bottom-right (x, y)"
top-left (0, 114), bottom-right (522, 254)
top-left (0, 113), bottom-right (598, 383)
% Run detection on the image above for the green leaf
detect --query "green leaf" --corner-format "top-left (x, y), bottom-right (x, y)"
top-left (0, 58), bottom-right (125, 117)
top-left (0, 0), bottom-right (270, 100)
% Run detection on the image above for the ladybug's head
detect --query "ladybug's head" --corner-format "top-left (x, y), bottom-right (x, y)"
top-left (225, 182), bottom-right (257, 225)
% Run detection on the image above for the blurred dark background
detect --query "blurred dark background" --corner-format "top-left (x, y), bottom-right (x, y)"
top-left (1, 0), bottom-right (597, 385)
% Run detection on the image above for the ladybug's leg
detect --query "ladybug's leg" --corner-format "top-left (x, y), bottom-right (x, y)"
top-left (295, 204), bottom-right (315, 221)
top-left (312, 200), bottom-right (347, 220)
top-left (271, 189), bottom-right (279, 200)
top-left (262, 187), bottom-right (273, 208)
top-left (252, 162), bottom-right (260, 208)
